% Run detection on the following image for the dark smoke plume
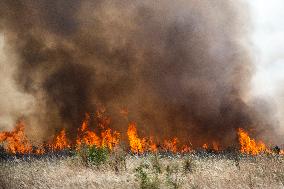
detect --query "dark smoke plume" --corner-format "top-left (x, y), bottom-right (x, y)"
top-left (0, 0), bottom-right (276, 146)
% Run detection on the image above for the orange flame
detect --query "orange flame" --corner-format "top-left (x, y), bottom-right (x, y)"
top-left (127, 122), bottom-right (146, 153)
top-left (237, 128), bottom-right (266, 155)
top-left (148, 137), bottom-right (158, 153)
top-left (101, 128), bottom-right (120, 150)
top-left (50, 129), bottom-right (70, 151)
top-left (76, 115), bottom-right (101, 149)
top-left (212, 141), bottom-right (219, 151)
top-left (202, 143), bottom-right (208, 150)
top-left (0, 114), bottom-right (281, 156)
top-left (163, 138), bottom-right (178, 153)
top-left (0, 121), bottom-right (32, 154)
top-left (181, 145), bottom-right (192, 153)
top-left (76, 113), bottom-right (120, 150)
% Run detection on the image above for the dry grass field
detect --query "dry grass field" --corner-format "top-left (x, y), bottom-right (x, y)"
top-left (1, 152), bottom-right (284, 189)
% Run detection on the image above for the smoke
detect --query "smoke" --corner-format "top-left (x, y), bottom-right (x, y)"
top-left (0, 33), bottom-right (35, 132)
top-left (249, 0), bottom-right (284, 138)
top-left (0, 0), bottom-right (277, 146)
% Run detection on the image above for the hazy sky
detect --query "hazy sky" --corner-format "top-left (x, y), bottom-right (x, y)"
top-left (248, 0), bottom-right (284, 130)
top-left (249, 0), bottom-right (284, 97)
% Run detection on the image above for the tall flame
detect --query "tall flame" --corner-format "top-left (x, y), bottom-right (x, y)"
top-left (0, 121), bottom-right (32, 154)
top-left (237, 128), bottom-right (266, 155)
top-left (76, 115), bottom-right (101, 149)
top-left (50, 129), bottom-right (70, 151)
top-left (127, 122), bottom-right (146, 153)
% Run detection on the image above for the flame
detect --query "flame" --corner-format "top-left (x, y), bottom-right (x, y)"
top-left (148, 137), bottom-right (158, 153)
top-left (0, 113), bottom-right (282, 156)
top-left (0, 121), bottom-right (32, 154)
top-left (163, 138), bottom-right (178, 153)
top-left (237, 128), bottom-right (266, 155)
top-left (76, 115), bottom-right (101, 149)
top-left (127, 122), bottom-right (146, 153)
top-left (181, 145), bottom-right (192, 153)
top-left (50, 129), bottom-right (70, 151)
top-left (35, 145), bottom-right (45, 155)
top-left (101, 128), bottom-right (120, 150)
top-left (76, 113), bottom-right (120, 150)
top-left (202, 143), bottom-right (208, 150)
top-left (212, 141), bottom-right (219, 151)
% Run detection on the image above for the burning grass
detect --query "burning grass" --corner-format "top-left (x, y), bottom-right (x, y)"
top-left (0, 112), bottom-right (281, 156)
top-left (1, 112), bottom-right (284, 188)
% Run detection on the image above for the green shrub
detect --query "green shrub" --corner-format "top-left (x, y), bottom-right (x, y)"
top-left (87, 146), bottom-right (109, 166)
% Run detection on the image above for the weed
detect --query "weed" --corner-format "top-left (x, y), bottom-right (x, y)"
top-left (182, 157), bottom-right (195, 174)
top-left (165, 163), bottom-right (184, 189)
top-left (135, 163), bottom-right (160, 189)
top-left (151, 154), bottom-right (162, 174)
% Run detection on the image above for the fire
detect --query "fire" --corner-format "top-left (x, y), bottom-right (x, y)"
top-left (76, 115), bottom-right (101, 149)
top-left (127, 122), bottom-right (146, 153)
top-left (212, 141), bottom-right (219, 151)
top-left (50, 129), bottom-right (70, 151)
top-left (0, 113), bottom-right (282, 156)
top-left (101, 128), bottom-right (120, 150)
top-left (163, 138), bottom-right (178, 153)
top-left (0, 121), bottom-right (32, 154)
top-left (181, 145), bottom-right (192, 153)
top-left (76, 114), bottom-right (120, 150)
top-left (237, 128), bottom-right (267, 155)
top-left (126, 123), bottom-right (183, 153)
top-left (148, 137), bottom-right (158, 153)
top-left (202, 143), bottom-right (208, 150)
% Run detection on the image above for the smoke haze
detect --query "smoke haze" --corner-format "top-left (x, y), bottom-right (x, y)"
top-left (0, 0), bottom-right (277, 146)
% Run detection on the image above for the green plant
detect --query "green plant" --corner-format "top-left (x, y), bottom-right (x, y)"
top-left (135, 163), bottom-right (160, 189)
top-left (87, 146), bottom-right (109, 166)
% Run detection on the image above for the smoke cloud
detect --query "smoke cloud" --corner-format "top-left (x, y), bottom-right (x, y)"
top-left (0, 0), bottom-right (277, 146)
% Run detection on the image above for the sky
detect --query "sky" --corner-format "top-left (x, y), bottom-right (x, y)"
top-left (248, 0), bottom-right (284, 130)
top-left (249, 0), bottom-right (284, 96)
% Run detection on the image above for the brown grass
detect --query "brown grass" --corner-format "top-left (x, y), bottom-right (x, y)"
top-left (1, 153), bottom-right (284, 189)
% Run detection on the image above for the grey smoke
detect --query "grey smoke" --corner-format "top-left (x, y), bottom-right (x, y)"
top-left (0, 0), bottom-right (277, 146)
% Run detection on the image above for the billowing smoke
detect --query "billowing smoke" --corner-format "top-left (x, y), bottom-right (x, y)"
top-left (0, 0), bottom-right (277, 146)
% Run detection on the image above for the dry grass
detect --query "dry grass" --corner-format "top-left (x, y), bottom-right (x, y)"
top-left (1, 153), bottom-right (284, 189)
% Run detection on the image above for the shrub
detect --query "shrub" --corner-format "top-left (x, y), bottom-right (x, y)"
top-left (87, 146), bottom-right (109, 166)
top-left (182, 157), bottom-right (195, 174)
